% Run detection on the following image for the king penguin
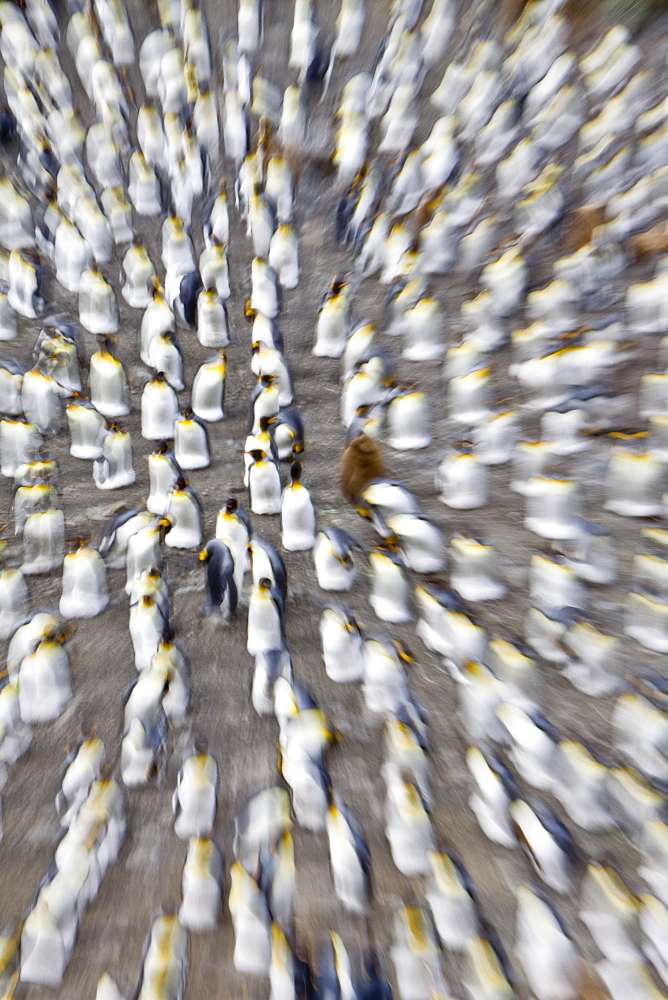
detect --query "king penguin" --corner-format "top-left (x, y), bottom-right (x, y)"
top-left (165, 479), bottom-right (202, 549)
top-left (60, 540), bottom-right (109, 619)
top-left (281, 461), bottom-right (316, 551)
top-left (174, 408), bottom-right (210, 470)
top-left (89, 338), bottom-right (130, 419)
top-left (199, 538), bottom-right (238, 618)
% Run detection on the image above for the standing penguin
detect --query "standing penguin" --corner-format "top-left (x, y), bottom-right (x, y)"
top-left (229, 861), bottom-right (272, 976)
top-left (60, 540), bottom-right (109, 619)
top-left (314, 528), bottom-right (360, 591)
top-left (129, 594), bottom-right (167, 672)
top-left (179, 837), bottom-right (222, 933)
top-left (215, 497), bottom-right (251, 596)
top-left (89, 338), bottom-right (130, 419)
top-left (66, 399), bottom-right (106, 461)
top-left (313, 276), bottom-right (350, 357)
top-left (79, 266), bottom-right (119, 335)
top-left (250, 256), bottom-right (280, 318)
top-left (173, 746), bottom-right (218, 839)
top-left (7, 248), bottom-right (44, 319)
top-left (199, 539), bottom-right (238, 618)
top-left (148, 330), bottom-right (184, 391)
top-left (326, 796), bottom-right (372, 914)
top-left (281, 461), bottom-right (316, 551)
top-left (165, 479), bottom-right (202, 549)
top-left (369, 540), bottom-right (412, 622)
top-left (18, 630), bottom-right (72, 723)
top-left (248, 449), bottom-right (282, 515)
top-left (93, 424), bottom-right (135, 491)
top-left (191, 352), bottom-right (226, 422)
top-left (147, 443), bottom-right (182, 515)
top-left (247, 577), bottom-right (284, 655)
top-left (320, 606), bottom-right (364, 682)
top-left (248, 374), bottom-right (280, 434)
top-left (174, 409), bottom-right (210, 470)
top-left (141, 373), bottom-right (179, 441)
top-left (197, 288), bottom-right (230, 348)
top-left (270, 409), bottom-right (305, 460)
top-left (22, 506), bottom-right (65, 575)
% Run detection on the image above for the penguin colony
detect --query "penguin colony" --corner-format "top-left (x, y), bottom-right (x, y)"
top-left (1, 0), bottom-right (668, 997)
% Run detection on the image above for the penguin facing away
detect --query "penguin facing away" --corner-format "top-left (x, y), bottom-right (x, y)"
top-left (200, 538), bottom-right (238, 618)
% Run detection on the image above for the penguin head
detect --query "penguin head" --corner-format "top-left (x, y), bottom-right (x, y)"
top-left (391, 639), bottom-right (413, 664)
top-left (96, 334), bottom-right (118, 358)
top-left (158, 517), bottom-right (173, 539)
top-left (225, 497), bottom-right (238, 513)
top-left (247, 448), bottom-right (266, 463)
top-left (290, 461), bottom-right (303, 484)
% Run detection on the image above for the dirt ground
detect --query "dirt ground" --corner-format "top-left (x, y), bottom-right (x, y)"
top-left (1, 1), bottom-right (668, 998)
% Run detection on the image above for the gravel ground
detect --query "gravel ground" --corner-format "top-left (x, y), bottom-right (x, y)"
top-left (1, 1), bottom-right (668, 998)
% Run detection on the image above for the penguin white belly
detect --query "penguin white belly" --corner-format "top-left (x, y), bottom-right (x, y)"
top-left (426, 887), bottom-right (478, 953)
top-left (22, 509), bottom-right (64, 575)
top-left (129, 607), bottom-right (162, 671)
top-left (268, 234), bottom-right (299, 289)
top-left (175, 421), bottom-right (209, 470)
top-left (148, 457), bottom-right (179, 515)
top-left (94, 431), bottom-right (135, 490)
top-left (19, 645), bottom-right (71, 723)
top-left (320, 614), bottom-right (364, 682)
top-left (192, 364), bottom-right (225, 422)
top-left (391, 945), bottom-right (443, 1000)
top-left (149, 337), bottom-right (184, 391)
top-left (385, 812), bottom-right (433, 876)
top-left (165, 493), bottom-right (202, 549)
top-left (313, 304), bottom-right (346, 357)
top-left (174, 787), bottom-right (216, 839)
top-left (281, 752), bottom-right (328, 832)
top-left (516, 899), bottom-right (579, 1000)
top-left (67, 405), bottom-right (105, 460)
top-left (387, 394), bottom-right (432, 449)
top-left (60, 552), bottom-right (109, 619)
top-left (281, 487), bottom-right (316, 551)
top-left (89, 357), bottom-right (130, 419)
top-left (179, 869), bottom-right (220, 932)
top-left (20, 910), bottom-right (68, 987)
top-left (126, 535), bottom-right (161, 595)
top-left (251, 271), bottom-right (279, 318)
top-left (314, 541), bottom-right (356, 591)
top-left (130, 166), bottom-right (161, 216)
top-left (329, 836), bottom-right (367, 914)
top-left (22, 372), bottom-right (61, 436)
top-left (0, 568), bottom-right (29, 640)
top-left (252, 655), bottom-right (278, 716)
top-left (362, 647), bottom-right (407, 714)
top-left (197, 300), bottom-right (230, 349)
top-left (215, 523), bottom-right (248, 595)
top-left (96, 973), bottom-right (126, 1000)
top-left (232, 907), bottom-right (271, 975)
top-left (247, 596), bottom-right (282, 655)
top-left (141, 387), bottom-right (177, 441)
top-left (369, 556), bottom-right (412, 623)
top-left (120, 730), bottom-right (154, 787)
top-left (249, 462), bottom-right (282, 515)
